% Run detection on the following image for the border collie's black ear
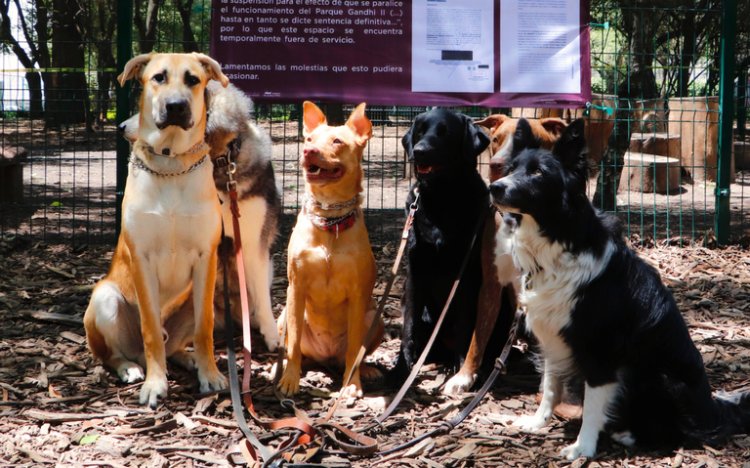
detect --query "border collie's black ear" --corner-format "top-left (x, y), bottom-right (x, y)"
top-left (512, 118), bottom-right (539, 157)
top-left (553, 118), bottom-right (587, 172)
top-left (463, 114), bottom-right (490, 159)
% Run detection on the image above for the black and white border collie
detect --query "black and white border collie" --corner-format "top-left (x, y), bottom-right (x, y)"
top-left (489, 118), bottom-right (750, 459)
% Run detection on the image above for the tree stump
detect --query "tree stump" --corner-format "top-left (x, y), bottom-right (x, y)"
top-left (0, 144), bottom-right (27, 203)
top-left (621, 151), bottom-right (681, 194)
top-left (735, 141), bottom-right (750, 171)
top-left (629, 133), bottom-right (681, 159)
top-left (569, 94), bottom-right (616, 168)
top-left (667, 97), bottom-right (734, 182)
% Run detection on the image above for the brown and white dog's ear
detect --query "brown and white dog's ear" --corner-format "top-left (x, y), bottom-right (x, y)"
top-left (193, 53), bottom-right (229, 87)
top-left (346, 102), bottom-right (372, 147)
top-left (475, 114), bottom-right (509, 132)
top-left (117, 53), bottom-right (153, 87)
top-left (303, 101), bottom-right (327, 136)
top-left (539, 117), bottom-right (568, 139)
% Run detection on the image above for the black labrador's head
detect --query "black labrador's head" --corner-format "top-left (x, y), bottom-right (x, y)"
top-left (402, 108), bottom-right (490, 186)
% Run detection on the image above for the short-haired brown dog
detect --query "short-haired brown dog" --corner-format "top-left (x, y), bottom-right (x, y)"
top-left (277, 102), bottom-right (383, 398)
top-left (84, 53), bottom-right (229, 408)
top-left (475, 114), bottom-right (567, 182)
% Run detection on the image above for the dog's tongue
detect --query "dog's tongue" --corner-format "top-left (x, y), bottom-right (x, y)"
top-left (416, 164), bottom-right (435, 174)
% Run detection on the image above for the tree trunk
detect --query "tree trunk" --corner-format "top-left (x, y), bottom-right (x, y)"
top-left (594, 5), bottom-right (659, 211)
top-left (135, 0), bottom-right (162, 53)
top-left (46, 0), bottom-right (90, 128)
top-left (174, 0), bottom-right (198, 52)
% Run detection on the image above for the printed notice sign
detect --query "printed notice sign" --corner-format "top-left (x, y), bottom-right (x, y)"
top-left (210, 0), bottom-right (590, 107)
top-left (412, 0), bottom-right (494, 93)
top-left (500, 0), bottom-right (582, 94)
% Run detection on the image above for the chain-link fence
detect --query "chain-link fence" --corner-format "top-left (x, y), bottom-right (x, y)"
top-left (0, 0), bottom-right (748, 246)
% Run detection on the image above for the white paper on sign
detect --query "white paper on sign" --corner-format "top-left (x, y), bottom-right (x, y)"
top-left (411, 0), bottom-right (495, 93)
top-left (500, 0), bottom-right (581, 94)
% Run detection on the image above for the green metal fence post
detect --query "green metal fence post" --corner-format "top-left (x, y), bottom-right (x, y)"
top-left (715, 0), bottom-right (736, 245)
top-left (115, 0), bottom-right (134, 239)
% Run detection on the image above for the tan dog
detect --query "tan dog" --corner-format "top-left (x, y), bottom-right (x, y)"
top-left (475, 114), bottom-right (567, 181)
top-left (442, 115), bottom-right (568, 395)
top-left (84, 53), bottom-right (229, 408)
top-left (119, 81), bottom-right (281, 351)
top-left (277, 101), bottom-right (383, 398)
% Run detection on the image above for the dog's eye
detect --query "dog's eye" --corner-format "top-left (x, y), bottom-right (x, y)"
top-left (332, 138), bottom-right (342, 145)
top-left (185, 73), bottom-right (200, 87)
top-left (152, 73), bottom-right (165, 84)
top-left (532, 168), bottom-right (543, 177)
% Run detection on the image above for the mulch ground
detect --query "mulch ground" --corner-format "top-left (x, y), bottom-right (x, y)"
top-left (1, 236), bottom-right (749, 467)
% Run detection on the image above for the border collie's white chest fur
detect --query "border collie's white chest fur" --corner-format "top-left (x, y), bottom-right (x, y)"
top-left (512, 216), bottom-right (614, 366)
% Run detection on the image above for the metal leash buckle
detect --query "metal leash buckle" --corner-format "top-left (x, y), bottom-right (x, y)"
top-left (226, 160), bottom-right (238, 192)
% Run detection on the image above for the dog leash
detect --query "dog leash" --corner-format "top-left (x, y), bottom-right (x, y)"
top-left (220, 144), bottom-right (324, 466)
top-left (373, 201), bottom-right (491, 426)
top-left (379, 307), bottom-right (526, 456)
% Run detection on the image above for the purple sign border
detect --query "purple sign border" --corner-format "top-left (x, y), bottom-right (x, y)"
top-left (210, 0), bottom-right (591, 109)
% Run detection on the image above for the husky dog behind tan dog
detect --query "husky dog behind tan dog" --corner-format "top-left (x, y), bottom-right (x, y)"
top-left (84, 53), bottom-right (229, 408)
top-left (120, 81), bottom-right (281, 351)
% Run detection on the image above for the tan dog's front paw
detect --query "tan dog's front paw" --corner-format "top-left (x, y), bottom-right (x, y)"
top-left (197, 364), bottom-right (228, 393)
top-left (278, 364), bottom-right (301, 396)
top-left (140, 375), bottom-right (168, 408)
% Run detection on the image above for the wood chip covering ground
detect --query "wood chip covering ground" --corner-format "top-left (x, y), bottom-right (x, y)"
top-left (1, 237), bottom-right (749, 467)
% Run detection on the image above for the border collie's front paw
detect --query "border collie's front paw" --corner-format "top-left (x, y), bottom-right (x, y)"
top-left (560, 439), bottom-right (596, 460)
top-left (514, 414), bottom-right (548, 432)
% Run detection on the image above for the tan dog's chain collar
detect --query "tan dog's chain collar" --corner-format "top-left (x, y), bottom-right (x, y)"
top-left (304, 194), bottom-right (360, 211)
top-left (130, 153), bottom-right (209, 177)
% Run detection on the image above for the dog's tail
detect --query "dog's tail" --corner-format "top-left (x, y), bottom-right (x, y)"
top-left (712, 390), bottom-right (750, 439)
top-left (686, 390), bottom-right (750, 444)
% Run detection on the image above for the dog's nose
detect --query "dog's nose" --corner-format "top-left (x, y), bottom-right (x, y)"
top-left (165, 99), bottom-right (189, 117)
top-left (489, 181), bottom-right (506, 201)
top-left (303, 146), bottom-right (319, 158)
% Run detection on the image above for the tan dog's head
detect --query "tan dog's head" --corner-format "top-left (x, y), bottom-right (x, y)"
top-left (119, 81), bottom-right (253, 162)
top-left (475, 114), bottom-right (566, 182)
top-left (117, 52), bottom-right (229, 156)
top-left (301, 101), bottom-right (372, 202)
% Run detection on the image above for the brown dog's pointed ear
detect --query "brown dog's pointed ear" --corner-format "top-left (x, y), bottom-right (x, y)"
top-left (117, 53), bottom-right (153, 87)
top-left (474, 114), bottom-right (509, 132)
top-left (539, 117), bottom-right (568, 138)
top-left (303, 101), bottom-right (326, 136)
top-left (346, 102), bottom-right (372, 146)
top-left (193, 53), bottom-right (229, 87)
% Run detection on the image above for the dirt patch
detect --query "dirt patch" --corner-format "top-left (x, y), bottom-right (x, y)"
top-left (1, 237), bottom-right (749, 467)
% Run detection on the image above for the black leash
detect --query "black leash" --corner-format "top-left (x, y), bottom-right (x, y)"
top-left (378, 308), bottom-right (526, 456)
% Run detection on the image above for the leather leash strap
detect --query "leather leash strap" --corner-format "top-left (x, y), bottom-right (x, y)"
top-left (222, 151), bottom-right (320, 467)
top-left (374, 203), bottom-right (490, 425)
top-left (307, 192), bottom-right (422, 457)
top-left (324, 191), bottom-right (420, 422)
top-left (379, 307), bottom-right (526, 456)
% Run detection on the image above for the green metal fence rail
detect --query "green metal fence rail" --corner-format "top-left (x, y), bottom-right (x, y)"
top-left (0, 0), bottom-right (748, 246)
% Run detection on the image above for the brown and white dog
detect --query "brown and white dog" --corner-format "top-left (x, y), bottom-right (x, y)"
top-left (277, 102), bottom-right (384, 398)
top-left (475, 114), bottom-right (567, 181)
top-left (441, 115), bottom-right (568, 395)
top-left (119, 80), bottom-right (281, 351)
top-left (84, 53), bottom-right (229, 408)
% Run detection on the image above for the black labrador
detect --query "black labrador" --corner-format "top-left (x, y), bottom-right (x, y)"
top-left (390, 108), bottom-right (512, 388)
